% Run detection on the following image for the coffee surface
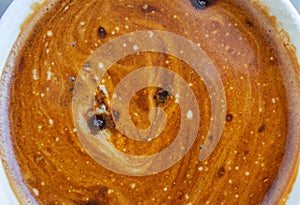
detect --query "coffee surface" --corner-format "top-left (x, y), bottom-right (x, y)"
top-left (0, 0), bottom-right (299, 204)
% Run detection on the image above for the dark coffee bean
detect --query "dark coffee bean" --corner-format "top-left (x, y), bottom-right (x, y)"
top-left (70, 77), bottom-right (76, 82)
top-left (246, 20), bottom-right (253, 27)
top-left (161, 91), bottom-right (169, 97)
top-left (190, 0), bottom-right (211, 10)
top-left (97, 27), bottom-right (107, 39)
top-left (217, 167), bottom-right (226, 178)
top-left (258, 124), bottom-right (265, 133)
top-left (95, 115), bottom-right (106, 129)
top-left (226, 114), bottom-right (233, 122)
top-left (198, 0), bottom-right (208, 7)
top-left (154, 88), bottom-right (170, 104)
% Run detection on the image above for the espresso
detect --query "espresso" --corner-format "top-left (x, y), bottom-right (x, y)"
top-left (0, 0), bottom-right (299, 204)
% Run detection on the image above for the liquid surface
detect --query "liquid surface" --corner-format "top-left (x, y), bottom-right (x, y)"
top-left (0, 0), bottom-right (299, 204)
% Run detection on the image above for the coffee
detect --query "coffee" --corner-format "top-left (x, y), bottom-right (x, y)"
top-left (0, 0), bottom-right (299, 204)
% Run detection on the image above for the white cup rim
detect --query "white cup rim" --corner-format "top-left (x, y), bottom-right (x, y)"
top-left (0, 0), bottom-right (299, 204)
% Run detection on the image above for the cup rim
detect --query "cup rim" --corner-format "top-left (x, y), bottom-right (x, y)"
top-left (0, 0), bottom-right (299, 204)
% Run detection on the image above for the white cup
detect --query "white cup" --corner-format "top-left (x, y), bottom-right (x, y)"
top-left (0, 0), bottom-right (299, 204)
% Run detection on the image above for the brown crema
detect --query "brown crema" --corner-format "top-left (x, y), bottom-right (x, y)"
top-left (0, 0), bottom-right (300, 204)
